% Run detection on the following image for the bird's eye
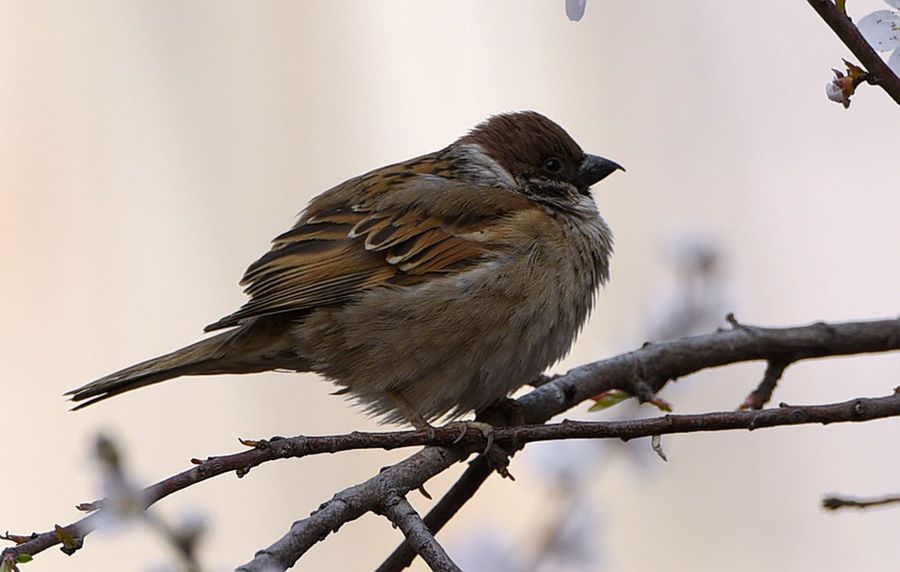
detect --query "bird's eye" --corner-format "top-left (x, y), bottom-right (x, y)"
top-left (543, 158), bottom-right (562, 174)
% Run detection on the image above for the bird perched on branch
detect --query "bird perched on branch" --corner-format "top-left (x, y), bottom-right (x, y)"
top-left (68, 111), bottom-right (623, 429)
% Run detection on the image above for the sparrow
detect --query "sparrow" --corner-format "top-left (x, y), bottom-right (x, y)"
top-left (67, 111), bottom-right (623, 428)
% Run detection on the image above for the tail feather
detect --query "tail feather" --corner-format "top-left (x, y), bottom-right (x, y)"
top-left (66, 319), bottom-right (305, 409)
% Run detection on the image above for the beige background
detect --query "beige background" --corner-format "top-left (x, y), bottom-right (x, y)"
top-left (2, 1), bottom-right (899, 570)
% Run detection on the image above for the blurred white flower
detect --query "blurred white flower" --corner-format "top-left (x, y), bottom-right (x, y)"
top-left (92, 435), bottom-right (207, 571)
top-left (645, 234), bottom-right (732, 342)
top-left (566, 0), bottom-right (587, 21)
top-left (890, 45), bottom-right (900, 74)
top-left (526, 439), bottom-right (605, 486)
top-left (453, 526), bottom-right (523, 572)
top-left (532, 498), bottom-right (603, 572)
top-left (93, 434), bottom-right (149, 531)
top-left (858, 0), bottom-right (900, 75)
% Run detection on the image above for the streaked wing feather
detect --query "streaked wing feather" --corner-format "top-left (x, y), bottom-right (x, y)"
top-left (205, 167), bottom-right (530, 332)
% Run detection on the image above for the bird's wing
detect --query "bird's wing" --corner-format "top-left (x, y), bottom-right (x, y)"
top-left (204, 161), bottom-right (530, 332)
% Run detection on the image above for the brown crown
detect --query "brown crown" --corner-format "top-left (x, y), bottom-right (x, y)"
top-left (458, 111), bottom-right (585, 177)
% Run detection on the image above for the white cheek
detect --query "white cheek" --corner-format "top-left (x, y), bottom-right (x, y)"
top-left (456, 143), bottom-right (516, 188)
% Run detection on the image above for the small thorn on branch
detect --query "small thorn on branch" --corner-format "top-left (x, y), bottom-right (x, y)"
top-left (74, 501), bottom-right (101, 513)
top-left (725, 313), bottom-right (741, 328)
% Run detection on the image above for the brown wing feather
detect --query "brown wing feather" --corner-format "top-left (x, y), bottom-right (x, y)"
top-left (205, 155), bottom-right (531, 332)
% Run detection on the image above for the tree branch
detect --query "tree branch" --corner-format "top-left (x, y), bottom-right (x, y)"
top-left (518, 317), bottom-right (900, 424)
top-left (375, 457), bottom-right (494, 572)
top-left (3, 317), bottom-right (899, 568)
top-left (235, 391), bottom-right (900, 572)
top-left (234, 445), bottom-right (471, 572)
top-left (807, 0), bottom-right (900, 105)
top-left (377, 492), bottom-right (461, 572)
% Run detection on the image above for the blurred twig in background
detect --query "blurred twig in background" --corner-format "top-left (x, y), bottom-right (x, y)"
top-left (822, 493), bottom-right (900, 510)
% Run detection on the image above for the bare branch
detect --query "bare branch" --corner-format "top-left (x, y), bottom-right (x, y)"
top-left (235, 391), bottom-right (900, 572)
top-left (3, 317), bottom-right (899, 567)
top-left (807, 0), bottom-right (900, 105)
top-left (377, 492), bottom-right (461, 572)
top-left (518, 317), bottom-right (900, 424)
top-left (376, 456), bottom-right (494, 572)
top-left (234, 446), bottom-right (469, 572)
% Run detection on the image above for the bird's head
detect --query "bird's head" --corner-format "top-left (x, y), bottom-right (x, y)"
top-left (457, 111), bottom-right (623, 208)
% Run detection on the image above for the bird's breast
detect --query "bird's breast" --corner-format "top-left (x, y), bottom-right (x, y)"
top-left (297, 206), bottom-right (612, 422)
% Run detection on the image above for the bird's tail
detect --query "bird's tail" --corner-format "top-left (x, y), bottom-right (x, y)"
top-left (66, 319), bottom-right (303, 409)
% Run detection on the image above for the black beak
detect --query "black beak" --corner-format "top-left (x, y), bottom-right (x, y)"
top-left (576, 154), bottom-right (624, 192)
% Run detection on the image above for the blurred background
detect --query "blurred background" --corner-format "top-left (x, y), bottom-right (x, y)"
top-left (2, 1), bottom-right (899, 570)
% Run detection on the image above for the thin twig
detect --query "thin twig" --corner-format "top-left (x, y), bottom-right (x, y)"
top-left (807, 0), bottom-right (900, 105)
top-left (740, 359), bottom-right (790, 410)
top-left (378, 492), bottom-right (461, 572)
top-left (822, 493), bottom-right (900, 510)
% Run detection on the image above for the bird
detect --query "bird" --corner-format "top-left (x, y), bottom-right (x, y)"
top-left (67, 111), bottom-right (623, 429)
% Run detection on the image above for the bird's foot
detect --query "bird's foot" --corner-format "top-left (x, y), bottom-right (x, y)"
top-left (444, 420), bottom-right (514, 478)
top-left (444, 420), bottom-right (495, 454)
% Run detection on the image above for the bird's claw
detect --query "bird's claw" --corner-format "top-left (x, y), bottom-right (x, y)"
top-left (444, 421), bottom-right (494, 454)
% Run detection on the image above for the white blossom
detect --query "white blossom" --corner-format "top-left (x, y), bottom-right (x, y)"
top-left (858, 1), bottom-right (900, 75)
top-left (889, 47), bottom-right (900, 75)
